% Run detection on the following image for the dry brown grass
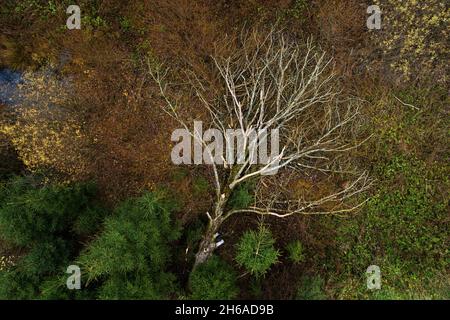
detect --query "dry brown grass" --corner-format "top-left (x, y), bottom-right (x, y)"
top-left (313, 0), bottom-right (372, 80)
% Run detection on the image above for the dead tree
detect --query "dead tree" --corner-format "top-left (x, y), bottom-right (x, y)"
top-left (148, 28), bottom-right (372, 268)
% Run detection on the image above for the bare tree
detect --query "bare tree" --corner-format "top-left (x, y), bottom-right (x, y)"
top-left (148, 28), bottom-right (372, 268)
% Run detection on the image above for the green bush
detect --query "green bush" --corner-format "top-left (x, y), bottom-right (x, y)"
top-left (228, 183), bottom-right (254, 210)
top-left (39, 274), bottom-right (95, 300)
top-left (0, 175), bottom-right (104, 299)
top-left (189, 255), bottom-right (239, 300)
top-left (119, 16), bottom-right (132, 32)
top-left (296, 276), bottom-right (327, 300)
top-left (0, 269), bottom-right (39, 299)
top-left (286, 240), bottom-right (305, 264)
top-left (0, 177), bottom-right (183, 300)
top-left (0, 175), bottom-right (104, 245)
top-left (78, 192), bottom-right (181, 299)
top-left (235, 224), bottom-right (279, 278)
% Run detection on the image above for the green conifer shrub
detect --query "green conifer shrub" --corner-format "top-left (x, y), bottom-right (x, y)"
top-left (235, 224), bottom-right (279, 278)
top-left (189, 255), bottom-right (239, 300)
top-left (78, 192), bottom-right (181, 299)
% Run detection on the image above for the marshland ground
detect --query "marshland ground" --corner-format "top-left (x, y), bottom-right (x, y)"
top-left (0, 0), bottom-right (448, 299)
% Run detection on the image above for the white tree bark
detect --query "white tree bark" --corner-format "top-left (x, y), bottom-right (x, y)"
top-left (148, 28), bottom-right (372, 268)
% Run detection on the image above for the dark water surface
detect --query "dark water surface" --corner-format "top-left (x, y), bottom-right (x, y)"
top-left (0, 69), bottom-right (23, 105)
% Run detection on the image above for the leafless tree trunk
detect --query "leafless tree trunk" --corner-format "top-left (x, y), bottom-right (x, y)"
top-left (148, 28), bottom-right (372, 268)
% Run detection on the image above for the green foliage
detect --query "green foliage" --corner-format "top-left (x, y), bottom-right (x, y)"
top-left (189, 255), bottom-right (238, 300)
top-left (82, 15), bottom-right (108, 29)
top-left (286, 240), bottom-right (305, 264)
top-left (78, 192), bottom-right (181, 299)
top-left (324, 86), bottom-right (449, 299)
top-left (0, 175), bottom-right (104, 299)
top-left (185, 220), bottom-right (206, 251)
top-left (0, 176), bottom-right (182, 300)
top-left (0, 175), bottom-right (104, 245)
top-left (0, 269), bottom-right (39, 299)
top-left (296, 276), bottom-right (327, 300)
top-left (20, 240), bottom-right (70, 276)
top-left (288, 0), bottom-right (308, 20)
top-left (97, 272), bottom-right (178, 300)
top-left (228, 182), bottom-right (254, 210)
top-left (339, 156), bottom-right (448, 273)
top-left (13, 0), bottom-right (61, 17)
top-left (192, 176), bottom-right (209, 197)
top-left (331, 152), bottom-right (448, 298)
top-left (119, 17), bottom-right (132, 32)
top-left (248, 278), bottom-right (263, 298)
top-left (235, 224), bottom-right (279, 277)
top-left (39, 274), bottom-right (95, 300)
top-left (29, 1), bottom-right (108, 30)
top-left (72, 206), bottom-right (108, 236)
